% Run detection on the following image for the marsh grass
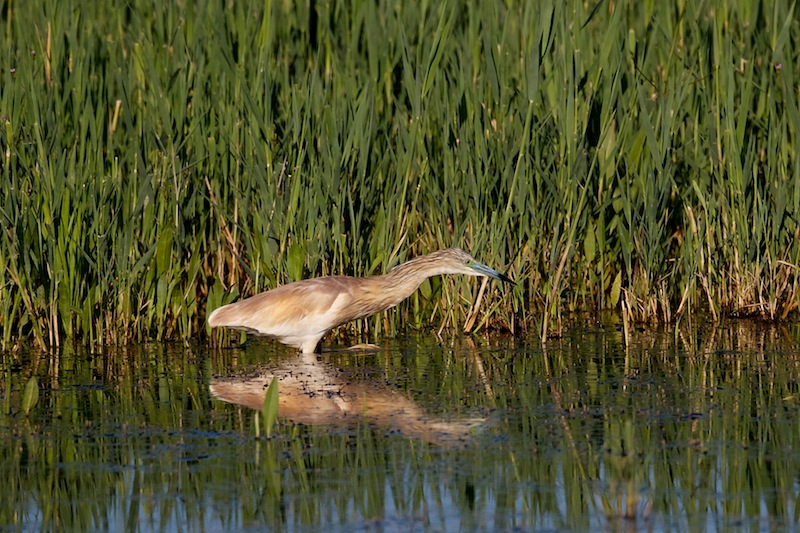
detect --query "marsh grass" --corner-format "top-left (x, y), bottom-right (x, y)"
top-left (1, 0), bottom-right (799, 349)
top-left (258, 376), bottom-right (279, 438)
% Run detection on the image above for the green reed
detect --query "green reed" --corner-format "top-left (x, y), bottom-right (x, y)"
top-left (0, 0), bottom-right (798, 349)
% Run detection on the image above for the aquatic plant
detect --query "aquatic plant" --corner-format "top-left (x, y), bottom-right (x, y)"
top-left (0, 0), bottom-right (798, 349)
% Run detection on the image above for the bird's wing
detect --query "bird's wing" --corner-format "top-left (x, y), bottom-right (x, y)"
top-left (208, 277), bottom-right (356, 337)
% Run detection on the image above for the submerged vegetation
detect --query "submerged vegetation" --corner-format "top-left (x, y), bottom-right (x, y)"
top-left (1, 0), bottom-right (799, 349)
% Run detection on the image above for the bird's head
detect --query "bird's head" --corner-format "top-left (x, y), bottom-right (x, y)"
top-left (435, 248), bottom-right (515, 284)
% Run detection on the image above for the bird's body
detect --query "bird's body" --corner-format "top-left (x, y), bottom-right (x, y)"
top-left (208, 248), bottom-right (512, 353)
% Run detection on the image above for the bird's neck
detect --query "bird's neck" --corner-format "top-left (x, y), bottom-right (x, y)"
top-left (373, 260), bottom-right (438, 304)
top-left (344, 256), bottom-right (451, 322)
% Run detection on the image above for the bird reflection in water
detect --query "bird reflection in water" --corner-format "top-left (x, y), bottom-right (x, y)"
top-left (210, 353), bottom-right (487, 447)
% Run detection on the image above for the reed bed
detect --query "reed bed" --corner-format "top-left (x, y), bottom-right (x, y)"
top-left (1, 0), bottom-right (798, 349)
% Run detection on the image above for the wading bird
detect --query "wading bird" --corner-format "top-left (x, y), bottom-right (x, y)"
top-left (208, 248), bottom-right (513, 354)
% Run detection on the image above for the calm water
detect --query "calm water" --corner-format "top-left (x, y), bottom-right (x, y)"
top-left (2, 321), bottom-right (800, 532)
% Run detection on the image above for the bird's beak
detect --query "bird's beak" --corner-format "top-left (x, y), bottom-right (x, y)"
top-left (470, 263), bottom-right (515, 285)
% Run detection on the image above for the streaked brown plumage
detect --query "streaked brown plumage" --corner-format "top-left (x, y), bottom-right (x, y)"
top-left (208, 248), bottom-right (513, 354)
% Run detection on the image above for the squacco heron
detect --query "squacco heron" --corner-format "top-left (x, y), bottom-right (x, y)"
top-left (208, 248), bottom-right (513, 354)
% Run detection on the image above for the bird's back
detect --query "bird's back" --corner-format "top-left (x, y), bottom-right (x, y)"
top-left (208, 276), bottom-right (361, 351)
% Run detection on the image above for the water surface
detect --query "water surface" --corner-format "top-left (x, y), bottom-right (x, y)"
top-left (2, 321), bottom-right (800, 531)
